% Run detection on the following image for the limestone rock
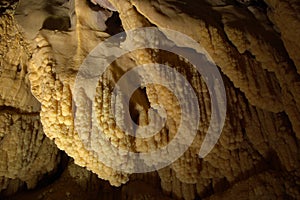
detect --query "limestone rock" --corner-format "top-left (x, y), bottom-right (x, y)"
top-left (0, 0), bottom-right (300, 199)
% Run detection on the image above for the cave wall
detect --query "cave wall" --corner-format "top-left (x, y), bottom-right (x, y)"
top-left (0, 0), bottom-right (299, 199)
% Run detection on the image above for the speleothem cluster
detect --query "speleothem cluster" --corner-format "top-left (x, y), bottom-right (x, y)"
top-left (0, 0), bottom-right (299, 199)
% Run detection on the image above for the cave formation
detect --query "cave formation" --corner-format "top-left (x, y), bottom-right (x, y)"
top-left (0, 0), bottom-right (300, 199)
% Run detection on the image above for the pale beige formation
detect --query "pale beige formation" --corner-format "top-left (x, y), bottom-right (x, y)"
top-left (0, 0), bottom-right (300, 199)
top-left (0, 13), bottom-right (61, 196)
top-left (25, 0), bottom-right (128, 186)
top-left (0, 15), bottom-right (40, 112)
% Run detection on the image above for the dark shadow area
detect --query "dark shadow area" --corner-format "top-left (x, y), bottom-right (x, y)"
top-left (35, 151), bottom-right (69, 189)
top-left (42, 16), bottom-right (71, 31)
top-left (86, 0), bottom-right (103, 11)
top-left (129, 87), bottom-right (151, 125)
top-left (105, 12), bottom-right (124, 36)
top-left (0, 152), bottom-right (69, 199)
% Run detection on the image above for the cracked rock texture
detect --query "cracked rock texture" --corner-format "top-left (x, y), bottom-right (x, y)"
top-left (0, 0), bottom-right (300, 199)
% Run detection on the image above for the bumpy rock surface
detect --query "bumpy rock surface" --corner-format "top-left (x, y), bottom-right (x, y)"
top-left (0, 9), bottom-right (62, 197)
top-left (0, 0), bottom-right (300, 199)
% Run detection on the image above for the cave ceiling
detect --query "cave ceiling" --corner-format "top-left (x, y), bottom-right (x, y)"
top-left (0, 0), bottom-right (299, 199)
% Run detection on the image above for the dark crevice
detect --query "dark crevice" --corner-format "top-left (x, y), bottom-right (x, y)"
top-left (235, 0), bottom-right (268, 11)
top-left (213, 177), bottom-right (230, 194)
top-left (86, 0), bottom-right (104, 11)
top-left (0, 179), bottom-right (27, 198)
top-left (0, 0), bottom-right (19, 15)
top-left (16, 64), bottom-right (22, 73)
top-left (42, 16), bottom-right (71, 31)
top-left (0, 105), bottom-right (40, 115)
top-left (201, 180), bottom-right (214, 199)
top-left (86, 0), bottom-right (124, 36)
top-left (34, 152), bottom-right (69, 189)
top-left (105, 11), bottom-right (124, 36)
top-left (129, 87), bottom-right (151, 125)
